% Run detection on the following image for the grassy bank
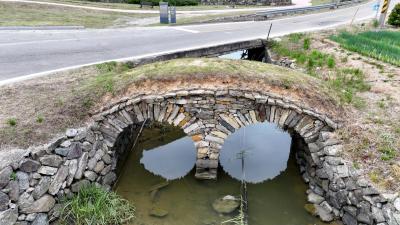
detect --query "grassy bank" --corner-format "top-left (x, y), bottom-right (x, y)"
top-left (60, 185), bottom-right (135, 225)
top-left (270, 28), bottom-right (400, 191)
top-left (271, 33), bottom-right (370, 106)
top-left (330, 31), bottom-right (400, 66)
top-left (0, 58), bottom-right (339, 149)
top-left (0, 2), bottom-right (154, 28)
top-left (311, 0), bottom-right (333, 6)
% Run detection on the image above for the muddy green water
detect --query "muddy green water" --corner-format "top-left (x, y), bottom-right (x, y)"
top-left (115, 122), bottom-right (327, 225)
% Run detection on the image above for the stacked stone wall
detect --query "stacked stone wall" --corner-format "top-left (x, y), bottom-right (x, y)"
top-left (0, 88), bottom-right (399, 225)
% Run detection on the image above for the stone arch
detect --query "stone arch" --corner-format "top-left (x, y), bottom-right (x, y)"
top-left (87, 88), bottom-right (399, 225)
top-left (3, 88), bottom-right (397, 225)
top-left (89, 88), bottom-right (340, 181)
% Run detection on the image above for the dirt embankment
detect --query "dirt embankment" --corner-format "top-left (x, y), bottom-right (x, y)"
top-left (0, 58), bottom-right (342, 149)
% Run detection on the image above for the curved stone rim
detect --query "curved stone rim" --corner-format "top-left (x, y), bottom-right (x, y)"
top-left (90, 88), bottom-right (338, 179)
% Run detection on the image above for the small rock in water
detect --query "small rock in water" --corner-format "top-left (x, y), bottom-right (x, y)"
top-left (304, 203), bottom-right (317, 216)
top-left (222, 195), bottom-right (236, 201)
top-left (212, 195), bottom-right (240, 214)
top-left (304, 203), bottom-right (334, 222)
top-left (315, 205), bottom-right (334, 222)
top-left (307, 192), bottom-right (325, 204)
top-left (149, 207), bottom-right (168, 218)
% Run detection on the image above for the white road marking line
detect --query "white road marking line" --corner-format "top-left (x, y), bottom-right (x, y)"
top-left (0, 38), bottom-right (79, 47)
top-left (173, 27), bottom-right (200, 33)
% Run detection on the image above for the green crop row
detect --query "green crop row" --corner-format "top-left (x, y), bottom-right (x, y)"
top-left (330, 31), bottom-right (400, 66)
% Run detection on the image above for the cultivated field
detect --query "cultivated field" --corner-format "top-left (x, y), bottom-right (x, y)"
top-left (331, 31), bottom-right (400, 66)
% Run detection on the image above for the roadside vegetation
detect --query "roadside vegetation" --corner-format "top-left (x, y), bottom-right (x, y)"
top-left (60, 185), bottom-right (135, 225)
top-left (310, 0), bottom-right (332, 6)
top-left (0, 2), bottom-right (154, 28)
top-left (330, 31), bottom-right (400, 66)
top-left (271, 32), bottom-right (370, 106)
top-left (388, 3), bottom-right (400, 27)
top-left (270, 27), bottom-right (400, 191)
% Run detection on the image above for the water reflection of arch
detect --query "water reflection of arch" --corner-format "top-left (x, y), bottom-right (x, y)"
top-left (91, 88), bottom-right (340, 183)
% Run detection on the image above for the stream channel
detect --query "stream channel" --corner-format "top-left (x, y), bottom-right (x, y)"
top-left (115, 121), bottom-right (330, 225)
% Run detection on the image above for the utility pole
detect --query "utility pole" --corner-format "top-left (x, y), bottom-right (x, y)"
top-left (379, 0), bottom-right (391, 28)
top-left (374, 0), bottom-right (380, 20)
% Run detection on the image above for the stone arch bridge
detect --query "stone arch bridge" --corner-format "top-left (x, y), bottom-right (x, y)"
top-left (92, 88), bottom-right (340, 180)
top-left (1, 87), bottom-right (399, 225)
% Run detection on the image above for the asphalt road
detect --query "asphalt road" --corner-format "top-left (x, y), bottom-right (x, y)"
top-left (0, 0), bottom-right (397, 84)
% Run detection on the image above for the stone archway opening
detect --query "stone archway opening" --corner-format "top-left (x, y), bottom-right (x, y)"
top-left (110, 113), bottom-right (330, 225)
top-left (92, 88), bottom-right (343, 222)
top-left (92, 88), bottom-right (340, 185)
top-left (90, 88), bottom-right (384, 225)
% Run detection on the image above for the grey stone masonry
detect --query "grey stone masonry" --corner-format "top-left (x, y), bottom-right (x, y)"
top-left (1, 88), bottom-right (398, 225)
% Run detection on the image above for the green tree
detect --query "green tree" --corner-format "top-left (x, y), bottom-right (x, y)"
top-left (388, 3), bottom-right (400, 27)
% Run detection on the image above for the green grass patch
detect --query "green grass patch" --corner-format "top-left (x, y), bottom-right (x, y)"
top-left (36, 115), bottom-right (44, 123)
top-left (378, 133), bottom-right (397, 161)
top-left (272, 33), bottom-right (370, 105)
top-left (60, 185), bottom-right (135, 225)
top-left (288, 33), bottom-right (305, 43)
top-left (10, 172), bottom-right (17, 181)
top-left (327, 56), bottom-right (335, 68)
top-left (330, 31), bottom-right (400, 66)
top-left (271, 38), bottom-right (337, 74)
top-left (369, 170), bottom-right (381, 183)
top-left (0, 2), bottom-right (154, 28)
top-left (310, 0), bottom-right (332, 5)
top-left (6, 118), bottom-right (17, 127)
top-left (328, 68), bottom-right (370, 104)
top-left (303, 38), bottom-right (311, 50)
